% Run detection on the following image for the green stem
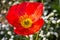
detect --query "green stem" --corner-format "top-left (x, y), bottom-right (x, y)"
top-left (46, 20), bottom-right (51, 31)
top-left (35, 32), bottom-right (39, 40)
top-left (41, 0), bottom-right (43, 3)
top-left (59, 0), bottom-right (60, 6)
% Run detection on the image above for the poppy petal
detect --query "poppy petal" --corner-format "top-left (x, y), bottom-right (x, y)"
top-left (6, 2), bottom-right (44, 36)
top-left (6, 2), bottom-right (28, 25)
top-left (14, 18), bottom-right (44, 36)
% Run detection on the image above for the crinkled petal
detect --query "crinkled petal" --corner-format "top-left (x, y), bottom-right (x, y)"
top-left (14, 18), bottom-right (44, 36)
top-left (6, 2), bottom-right (28, 25)
top-left (25, 2), bottom-right (43, 22)
top-left (6, 2), bottom-right (44, 36)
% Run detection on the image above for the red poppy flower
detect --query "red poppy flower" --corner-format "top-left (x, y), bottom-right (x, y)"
top-left (6, 2), bottom-right (44, 36)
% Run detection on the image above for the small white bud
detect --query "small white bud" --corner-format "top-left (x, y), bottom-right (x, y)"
top-left (47, 12), bottom-right (54, 17)
top-left (0, 31), bottom-right (4, 34)
top-left (2, 24), bottom-right (6, 28)
top-left (44, 11), bottom-right (48, 16)
top-left (29, 35), bottom-right (33, 40)
top-left (2, 0), bottom-right (6, 3)
top-left (7, 31), bottom-right (12, 35)
top-left (57, 19), bottom-right (60, 23)
top-left (9, 38), bottom-right (13, 40)
top-left (9, 1), bottom-right (12, 5)
top-left (54, 32), bottom-right (58, 37)
top-left (50, 17), bottom-right (54, 20)
top-left (1, 9), bottom-right (7, 13)
top-left (11, 35), bottom-right (14, 38)
top-left (53, 10), bottom-right (57, 13)
top-left (13, 1), bottom-right (19, 5)
top-left (46, 32), bottom-right (50, 36)
top-left (43, 37), bottom-right (46, 40)
top-left (52, 20), bottom-right (56, 24)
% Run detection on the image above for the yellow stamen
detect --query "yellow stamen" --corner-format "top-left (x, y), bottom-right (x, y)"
top-left (21, 18), bottom-right (32, 28)
top-left (19, 14), bottom-right (33, 28)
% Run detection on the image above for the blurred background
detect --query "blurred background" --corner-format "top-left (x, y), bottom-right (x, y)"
top-left (0, 0), bottom-right (60, 40)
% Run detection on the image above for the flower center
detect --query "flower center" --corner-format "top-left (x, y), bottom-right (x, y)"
top-left (21, 18), bottom-right (32, 28)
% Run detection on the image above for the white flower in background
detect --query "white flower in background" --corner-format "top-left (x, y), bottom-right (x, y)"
top-left (0, 23), bottom-right (2, 30)
top-left (55, 14), bottom-right (58, 16)
top-left (1, 9), bottom-right (7, 13)
top-left (46, 32), bottom-right (50, 37)
top-left (50, 32), bottom-right (58, 37)
top-left (11, 35), bottom-right (14, 38)
top-left (5, 27), bottom-right (9, 30)
top-left (50, 31), bottom-right (54, 34)
top-left (40, 30), bottom-right (44, 35)
top-left (43, 37), bottom-right (46, 40)
top-left (39, 30), bottom-right (46, 37)
top-left (13, 1), bottom-right (19, 5)
top-left (57, 19), bottom-right (60, 23)
top-left (49, 27), bottom-right (54, 30)
top-left (53, 10), bottom-right (57, 13)
top-left (3, 10), bottom-right (7, 13)
top-left (43, 11), bottom-right (48, 16)
top-left (2, 24), bottom-right (6, 28)
top-left (46, 39), bottom-right (48, 40)
top-left (7, 31), bottom-right (12, 35)
top-left (9, 1), bottom-right (12, 5)
top-left (2, 37), bottom-right (6, 40)
top-left (54, 32), bottom-right (58, 37)
top-left (49, 17), bottom-right (54, 21)
top-left (0, 31), bottom-right (4, 34)
top-left (29, 35), bottom-right (33, 40)
top-left (4, 20), bottom-right (8, 23)
top-left (39, 34), bottom-right (45, 37)
top-left (2, 24), bottom-right (9, 30)
top-left (52, 20), bottom-right (56, 24)
top-left (54, 17), bottom-right (57, 20)
top-left (9, 38), bottom-right (13, 40)
top-left (43, 25), bottom-right (46, 28)
top-left (26, 35), bottom-right (28, 38)
top-left (0, 14), bottom-right (2, 17)
top-left (42, 12), bottom-right (54, 20)
top-left (5, 24), bottom-right (9, 30)
top-left (44, 16), bottom-right (48, 20)
top-left (45, 20), bottom-right (49, 23)
top-left (47, 12), bottom-right (54, 18)
top-left (2, 0), bottom-right (6, 3)
top-left (0, 23), bottom-right (2, 26)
